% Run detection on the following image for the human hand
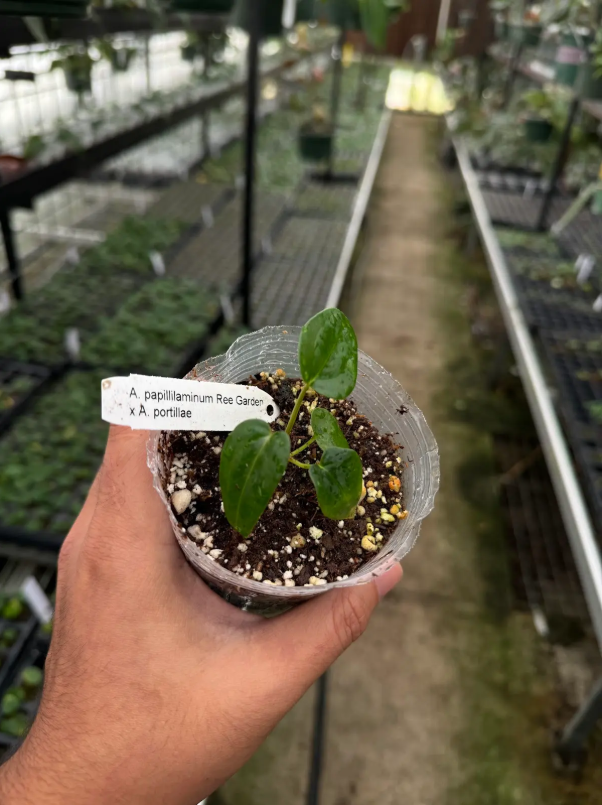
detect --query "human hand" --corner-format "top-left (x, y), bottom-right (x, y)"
top-left (0, 426), bottom-right (402, 805)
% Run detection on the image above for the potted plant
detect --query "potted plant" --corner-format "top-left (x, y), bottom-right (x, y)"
top-left (0, 154), bottom-right (27, 183)
top-left (505, 0), bottom-right (542, 46)
top-left (149, 311), bottom-right (439, 615)
top-left (298, 103), bottom-right (333, 162)
top-left (358, 0), bottom-right (408, 50)
top-left (579, 28), bottom-right (602, 99)
top-left (490, 0), bottom-right (511, 40)
top-left (50, 45), bottom-right (95, 95)
top-left (180, 31), bottom-right (202, 62)
top-left (542, 0), bottom-right (597, 86)
top-left (97, 39), bottom-right (137, 73)
top-left (518, 89), bottom-right (557, 142)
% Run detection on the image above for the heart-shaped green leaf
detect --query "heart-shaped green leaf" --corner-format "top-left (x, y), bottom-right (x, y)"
top-left (220, 420), bottom-right (290, 538)
top-left (311, 407), bottom-right (349, 450)
top-left (309, 447), bottom-right (363, 520)
top-left (298, 308), bottom-right (358, 399)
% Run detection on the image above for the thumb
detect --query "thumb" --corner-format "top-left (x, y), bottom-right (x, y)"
top-left (257, 564), bottom-right (402, 690)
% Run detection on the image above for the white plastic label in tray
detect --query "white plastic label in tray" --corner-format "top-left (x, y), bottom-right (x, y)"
top-left (101, 374), bottom-right (279, 431)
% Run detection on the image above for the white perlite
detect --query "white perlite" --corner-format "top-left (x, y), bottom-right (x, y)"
top-left (171, 489), bottom-right (192, 514)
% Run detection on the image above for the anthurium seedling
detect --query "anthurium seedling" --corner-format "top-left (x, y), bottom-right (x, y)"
top-left (219, 309), bottom-right (363, 538)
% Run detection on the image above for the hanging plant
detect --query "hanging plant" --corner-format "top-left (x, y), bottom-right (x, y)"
top-left (359, 0), bottom-right (407, 50)
top-left (96, 39), bottom-right (137, 73)
top-left (50, 46), bottom-right (95, 95)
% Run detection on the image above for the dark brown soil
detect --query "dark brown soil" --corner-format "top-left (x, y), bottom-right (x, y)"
top-left (160, 373), bottom-right (406, 588)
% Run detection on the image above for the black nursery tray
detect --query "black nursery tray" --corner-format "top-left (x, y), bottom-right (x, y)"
top-left (477, 171), bottom-right (550, 196)
top-left (0, 360), bottom-right (54, 435)
top-left (553, 207), bottom-right (602, 261)
top-left (484, 190), bottom-right (572, 230)
top-left (500, 247), bottom-right (602, 333)
top-left (0, 613), bottom-right (37, 700)
top-left (539, 332), bottom-right (602, 529)
top-left (0, 637), bottom-right (48, 764)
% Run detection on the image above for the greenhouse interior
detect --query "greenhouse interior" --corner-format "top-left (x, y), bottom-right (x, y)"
top-left (1, 0), bottom-right (602, 802)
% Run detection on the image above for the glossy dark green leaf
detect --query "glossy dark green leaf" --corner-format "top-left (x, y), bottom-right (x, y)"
top-left (220, 420), bottom-right (290, 538)
top-left (298, 308), bottom-right (358, 399)
top-left (311, 408), bottom-right (349, 450)
top-left (309, 447), bottom-right (363, 520)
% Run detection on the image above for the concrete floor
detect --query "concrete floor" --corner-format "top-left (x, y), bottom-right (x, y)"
top-left (215, 114), bottom-right (602, 805)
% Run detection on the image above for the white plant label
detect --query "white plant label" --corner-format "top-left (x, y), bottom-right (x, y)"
top-left (149, 250), bottom-right (166, 276)
top-left (65, 327), bottom-right (81, 360)
top-left (0, 290), bottom-right (11, 316)
top-left (102, 374), bottom-right (280, 431)
top-left (21, 576), bottom-right (53, 625)
top-left (576, 254), bottom-right (595, 285)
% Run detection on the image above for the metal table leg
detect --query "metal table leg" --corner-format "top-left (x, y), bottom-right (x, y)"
top-left (556, 677), bottom-right (602, 768)
top-left (0, 207), bottom-right (23, 300)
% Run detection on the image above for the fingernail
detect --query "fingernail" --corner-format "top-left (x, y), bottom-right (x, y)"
top-left (375, 563), bottom-right (403, 599)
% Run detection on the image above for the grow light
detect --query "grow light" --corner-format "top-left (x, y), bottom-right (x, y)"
top-left (385, 66), bottom-right (452, 115)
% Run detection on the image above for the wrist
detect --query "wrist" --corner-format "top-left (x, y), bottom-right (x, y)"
top-left (0, 733), bottom-right (101, 805)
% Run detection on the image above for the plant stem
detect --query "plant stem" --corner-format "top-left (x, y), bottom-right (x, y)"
top-left (290, 436), bottom-right (316, 457)
top-left (285, 383), bottom-right (309, 435)
top-left (289, 457), bottom-right (311, 470)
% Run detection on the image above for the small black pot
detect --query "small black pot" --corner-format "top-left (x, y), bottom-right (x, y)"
top-left (299, 125), bottom-right (333, 162)
top-left (65, 67), bottom-right (92, 94)
top-left (523, 117), bottom-right (553, 143)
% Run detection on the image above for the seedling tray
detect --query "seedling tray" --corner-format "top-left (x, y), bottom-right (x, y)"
top-left (293, 181), bottom-right (358, 220)
top-left (269, 216), bottom-right (348, 265)
top-left (470, 151), bottom-right (543, 178)
top-left (539, 333), bottom-right (602, 530)
top-left (477, 171), bottom-right (550, 196)
top-left (0, 637), bottom-right (48, 764)
top-left (519, 293), bottom-right (602, 332)
top-left (555, 209), bottom-right (602, 260)
top-left (0, 614), bottom-right (36, 698)
top-left (252, 253), bottom-right (340, 329)
top-left (503, 250), bottom-right (602, 330)
top-left (494, 435), bottom-right (591, 632)
top-left (483, 190), bottom-right (572, 229)
top-left (0, 360), bottom-right (54, 436)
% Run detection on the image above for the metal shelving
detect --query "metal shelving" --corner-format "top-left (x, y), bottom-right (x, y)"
top-left (454, 136), bottom-right (602, 763)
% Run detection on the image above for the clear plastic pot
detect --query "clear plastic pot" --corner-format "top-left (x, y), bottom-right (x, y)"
top-left (148, 326), bottom-right (440, 615)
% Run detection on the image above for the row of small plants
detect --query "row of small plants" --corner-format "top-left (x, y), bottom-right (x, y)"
top-left (0, 296), bottom-right (235, 535)
top-left (0, 216), bottom-right (187, 366)
top-left (202, 61), bottom-right (390, 187)
top-left (495, 228), bottom-right (602, 515)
